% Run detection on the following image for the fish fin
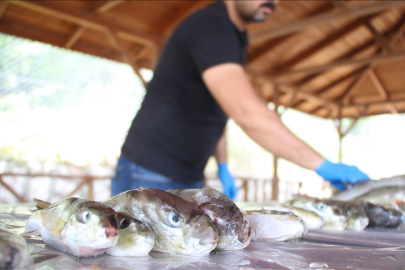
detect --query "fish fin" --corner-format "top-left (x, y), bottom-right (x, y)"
top-left (139, 186), bottom-right (145, 190)
top-left (34, 198), bottom-right (52, 210)
top-left (21, 229), bottom-right (40, 237)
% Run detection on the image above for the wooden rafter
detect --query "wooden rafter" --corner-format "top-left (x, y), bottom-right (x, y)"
top-left (250, 0), bottom-right (405, 43)
top-left (298, 67), bottom-right (367, 113)
top-left (247, 35), bottom-right (294, 67)
top-left (0, 21), bottom-right (123, 62)
top-left (92, 1), bottom-right (126, 14)
top-left (65, 27), bottom-right (85, 49)
top-left (0, 2), bottom-right (8, 18)
top-left (364, 22), bottom-right (394, 53)
top-left (104, 30), bottom-right (147, 87)
top-left (367, 69), bottom-right (398, 114)
top-left (64, 1), bottom-right (126, 49)
top-left (278, 50), bottom-right (405, 77)
top-left (305, 15), bottom-right (405, 115)
top-left (7, 1), bottom-right (161, 47)
top-left (340, 18), bottom-right (405, 105)
top-left (269, 14), bottom-right (378, 74)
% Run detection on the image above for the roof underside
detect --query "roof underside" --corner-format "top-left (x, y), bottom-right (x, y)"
top-left (1, 0), bottom-right (405, 119)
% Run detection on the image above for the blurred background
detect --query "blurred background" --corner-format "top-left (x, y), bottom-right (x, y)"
top-left (2, 33), bottom-right (405, 203)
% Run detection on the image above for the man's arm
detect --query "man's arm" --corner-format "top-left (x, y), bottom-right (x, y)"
top-left (203, 63), bottom-right (324, 170)
top-left (215, 129), bottom-right (228, 164)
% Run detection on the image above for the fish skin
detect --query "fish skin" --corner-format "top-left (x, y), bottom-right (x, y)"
top-left (104, 188), bottom-right (218, 256)
top-left (25, 197), bottom-right (119, 257)
top-left (0, 228), bottom-right (32, 269)
top-left (331, 175), bottom-right (405, 202)
top-left (257, 205), bottom-right (324, 230)
top-left (322, 200), bottom-right (369, 231)
top-left (245, 210), bottom-right (308, 242)
top-left (360, 201), bottom-right (405, 228)
top-left (168, 188), bottom-right (251, 250)
top-left (106, 212), bottom-right (154, 257)
top-left (283, 199), bottom-right (348, 230)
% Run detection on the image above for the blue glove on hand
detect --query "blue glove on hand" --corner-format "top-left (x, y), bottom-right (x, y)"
top-left (315, 159), bottom-right (369, 190)
top-left (218, 163), bottom-right (237, 200)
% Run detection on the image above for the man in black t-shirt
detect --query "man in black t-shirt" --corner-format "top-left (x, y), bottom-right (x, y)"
top-left (112, 0), bottom-right (369, 199)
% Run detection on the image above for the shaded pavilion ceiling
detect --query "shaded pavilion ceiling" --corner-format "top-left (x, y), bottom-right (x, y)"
top-left (1, 0), bottom-right (405, 120)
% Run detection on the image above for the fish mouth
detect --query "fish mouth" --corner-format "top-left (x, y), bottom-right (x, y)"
top-left (238, 221), bottom-right (252, 244)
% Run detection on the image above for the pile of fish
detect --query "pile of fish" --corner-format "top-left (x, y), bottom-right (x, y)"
top-left (2, 175), bottom-right (404, 268)
top-left (274, 175), bottom-right (405, 231)
top-left (0, 187), bottom-right (311, 269)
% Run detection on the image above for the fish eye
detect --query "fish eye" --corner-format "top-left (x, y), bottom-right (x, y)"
top-left (119, 218), bottom-right (131, 229)
top-left (77, 211), bottom-right (91, 224)
top-left (317, 204), bottom-right (326, 211)
top-left (165, 212), bottom-right (180, 228)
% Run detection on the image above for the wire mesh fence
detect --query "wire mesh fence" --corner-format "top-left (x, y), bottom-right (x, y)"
top-left (0, 33), bottom-right (148, 202)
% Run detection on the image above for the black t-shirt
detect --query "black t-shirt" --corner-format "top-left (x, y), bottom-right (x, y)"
top-left (121, 1), bottom-right (248, 182)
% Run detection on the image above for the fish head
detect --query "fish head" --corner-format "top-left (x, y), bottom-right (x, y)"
top-left (342, 202), bottom-right (369, 230)
top-left (199, 201), bottom-right (251, 250)
top-left (168, 188), bottom-right (251, 250)
top-left (60, 199), bottom-right (119, 257)
top-left (106, 212), bottom-right (154, 257)
top-left (313, 200), bottom-right (348, 230)
top-left (128, 189), bottom-right (218, 256)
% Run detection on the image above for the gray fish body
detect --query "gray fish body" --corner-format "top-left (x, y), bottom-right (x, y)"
top-left (360, 202), bottom-right (405, 228)
top-left (331, 175), bottom-right (405, 202)
top-left (322, 200), bottom-right (369, 231)
top-left (0, 228), bottom-right (32, 269)
top-left (258, 205), bottom-right (324, 229)
top-left (104, 188), bottom-right (218, 256)
top-left (245, 210), bottom-right (308, 242)
top-left (25, 197), bottom-right (119, 257)
top-left (168, 188), bottom-right (251, 250)
top-left (283, 199), bottom-right (348, 230)
top-left (106, 212), bottom-right (154, 257)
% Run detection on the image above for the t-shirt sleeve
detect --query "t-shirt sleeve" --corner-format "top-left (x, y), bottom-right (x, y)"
top-left (188, 14), bottom-right (243, 74)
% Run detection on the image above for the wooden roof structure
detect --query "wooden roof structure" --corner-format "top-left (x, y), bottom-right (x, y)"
top-left (1, 0), bottom-right (405, 120)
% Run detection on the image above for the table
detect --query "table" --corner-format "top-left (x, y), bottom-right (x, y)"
top-left (1, 203), bottom-right (405, 269)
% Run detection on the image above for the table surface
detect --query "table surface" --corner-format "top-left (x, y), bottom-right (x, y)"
top-left (2, 202), bottom-right (405, 270)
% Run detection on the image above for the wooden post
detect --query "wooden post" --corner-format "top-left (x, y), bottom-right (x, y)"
top-left (272, 84), bottom-right (280, 200)
top-left (272, 156), bottom-right (279, 200)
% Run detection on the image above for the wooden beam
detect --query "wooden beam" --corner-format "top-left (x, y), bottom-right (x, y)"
top-left (368, 69), bottom-right (388, 100)
top-left (105, 30), bottom-right (147, 87)
top-left (331, 0), bottom-right (349, 9)
top-left (65, 27), bottom-right (85, 49)
top-left (270, 15), bottom-right (377, 73)
top-left (7, 1), bottom-right (161, 47)
top-left (295, 67), bottom-right (366, 111)
top-left (92, 1), bottom-right (126, 14)
top-left (0, 21), bottom-right (126, 63)
top-left (247, 35), bottom-right (294, 67)
top-left (364, 22), bottom-right (394, 53)
top-left (277, 83), bottom-right (338, 110)
top-left (0, 2), bottom-right (8, 18)
top-left (250, 1), bottom-right (405, 43)
top-left (278, 50), bottom-right (405, 77)
top-left (0, 175), bottom-right (27, 202)
top-left (341, 68), bottom-right (371, 104)
top-left (340, 19), bottom-right (405, 104)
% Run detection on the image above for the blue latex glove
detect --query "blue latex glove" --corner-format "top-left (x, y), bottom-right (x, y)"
top-left (315, 159), bottom-right (369, 190)
top-left (218, 163), bottom-right (237, 200)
